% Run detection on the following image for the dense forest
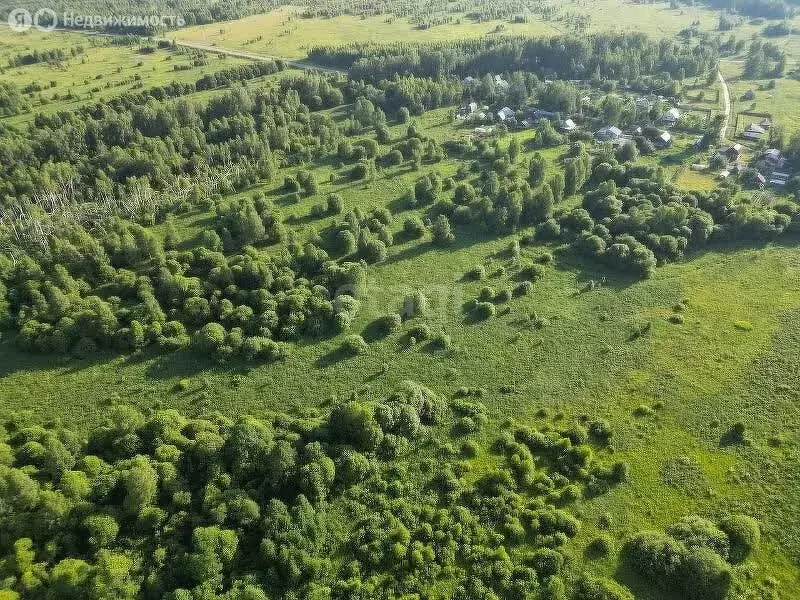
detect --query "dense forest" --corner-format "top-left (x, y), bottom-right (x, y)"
top-left (309, 34), bottom-right (719, 85)
top-left (0, 380), bottom-right (762, 600)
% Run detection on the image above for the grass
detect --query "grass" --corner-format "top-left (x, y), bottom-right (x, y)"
top-left (0, 28), bottom-right (253, 125)
top-left (170, 2), bottom-right (722, 60)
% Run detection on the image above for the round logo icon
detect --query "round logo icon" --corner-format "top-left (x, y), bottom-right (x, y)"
top-left (33, 7), bottom-right (57, 31)
top-left (7, 8), bottom-right (32, 32)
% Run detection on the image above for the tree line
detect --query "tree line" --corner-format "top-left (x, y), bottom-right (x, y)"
top-left (309, 32), bottom-right (718, 84)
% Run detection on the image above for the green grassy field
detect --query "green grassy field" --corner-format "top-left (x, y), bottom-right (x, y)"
top-left (0, 28), bottom-right (253, 124)
top-left (170, 2), bottom-right (721, 60)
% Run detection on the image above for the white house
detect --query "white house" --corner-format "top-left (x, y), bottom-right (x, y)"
top-left (655, 131), bottom-right (672, 148)
top-left (559, 118), bottom-right (577, 132)
top-left (497, 107), bottom-right (515, 121)
top-left (594, 126), bottom-right (622, 142)
top-left (659, 107), bottom-right (681, 126)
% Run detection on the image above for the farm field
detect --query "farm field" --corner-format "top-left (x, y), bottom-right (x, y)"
top-left (171, 2), bottom-right (722, 60)
top-left (0, 2), bottom-right (799, 599)
top-left (0, 28), bottom-right (254, 124)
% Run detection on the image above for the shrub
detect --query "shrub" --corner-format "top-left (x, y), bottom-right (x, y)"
top-left (431, 330), bottom-right (452, 350)
top-left (384, 149), bottom-right (404, 166)
top-left (407, 323), bottom-right (431, 340)
top-left (588, 419), bottom-right (613, 444)
top-left (720, 515), bottom-right (760, 563)
top-left (327, 193), bottom-right (344, 214)
top-left (192, 323), bottom-right (226, 355)
top-left (403, 215), bottom-right (426, 238)
top-left (466, 265), bottom-right (486, 280)
top-left (586, 534), bottom-right (614, 557)
top-left (513, 281), bottom-right (532, 296)
top-left (623, 530), bottom-right (733, 600)
top-left (523, 263), bottom-right (547, 281)
top-left (495, 288), bottom-right (511, 303)
top-left (537, 218), bottom-right (561, 239)
top-left (667, 515), bottom-right (729, 559)
top-left (337, 229), bottom-right (357, 255)
top-left (461, 440), bottom-right (479, 457)
top-left (342, 334), bottom-right (368, 355)
top-left (362, 239), bottom-right (387, 263)
top-left (403, 291), bottom-right (429, 318)
top-left (376, 313), bottom-right (402, 334)
top-left (284, 176), bottom-right (300, 192)
top-left (573, 575), bottom-right (633, 600)
top-left (329, 401), bottom-right (382, 450)
top-left (431, 214), bottom-right (455, 245)
top-left (525, 548), bottom-right (564, 577)
top-left (478, 286), bottom-right (495, 302)
top-left (455, 416), bottom-right (478, 434)
top-left (727, 421), bottom-right (747, 443)
top-left (474, 302), bottom-right (496, 320)
top-left (84, 514), bottom-right (120, 548)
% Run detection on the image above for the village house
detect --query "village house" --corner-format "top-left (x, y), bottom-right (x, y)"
top-left (659, 108), bottom-right (681, 127)
top-left (655, 131), bottom-right (672, 148)
top-left (769, 171), bottom-right (789, 186)
top-left (635, 96), bottom-right (650, 112)
top-left (742, 123), bottom-right (766, 141)
top-left (558, 118), bottom-right (577, 132)
top-left (456, 101), bottom-right (479, 119)
top-left (720, 143), bottom-right (743, 162)
top-left (494, 74), bottom-right (510, 92)
top-left (762, 148), bottom-right (784, 168)
top-left (529, 108), bottom-right (557, 121)
top-left (497, 107), bottom-right (515, 121)
top-left (594, 125), bottom-right (622, 142)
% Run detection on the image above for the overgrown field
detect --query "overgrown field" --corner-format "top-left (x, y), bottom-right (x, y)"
top-left (170, 2), bottom-right (721, 60)
top-left (0, 28), bottom-right (254, 124)
top-left (0, 10), bottom-right (799, 600)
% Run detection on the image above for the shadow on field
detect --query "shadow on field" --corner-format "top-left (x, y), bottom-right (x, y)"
top-left (315, 346), bottom-right (351, 368)
top-left (361, 318), bottom-right (391, 343)
top-left (386, 229), bottom-right (485, 265)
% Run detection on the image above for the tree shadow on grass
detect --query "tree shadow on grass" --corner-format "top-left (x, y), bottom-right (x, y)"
top-left (315, 346), bottom-right (352, 368)
top-left (385, 228), bottom-right (486, 266)
top-left (0, 337), bottom-right (114, 378)
top-left (361, 319), bottom-right (392, 343)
